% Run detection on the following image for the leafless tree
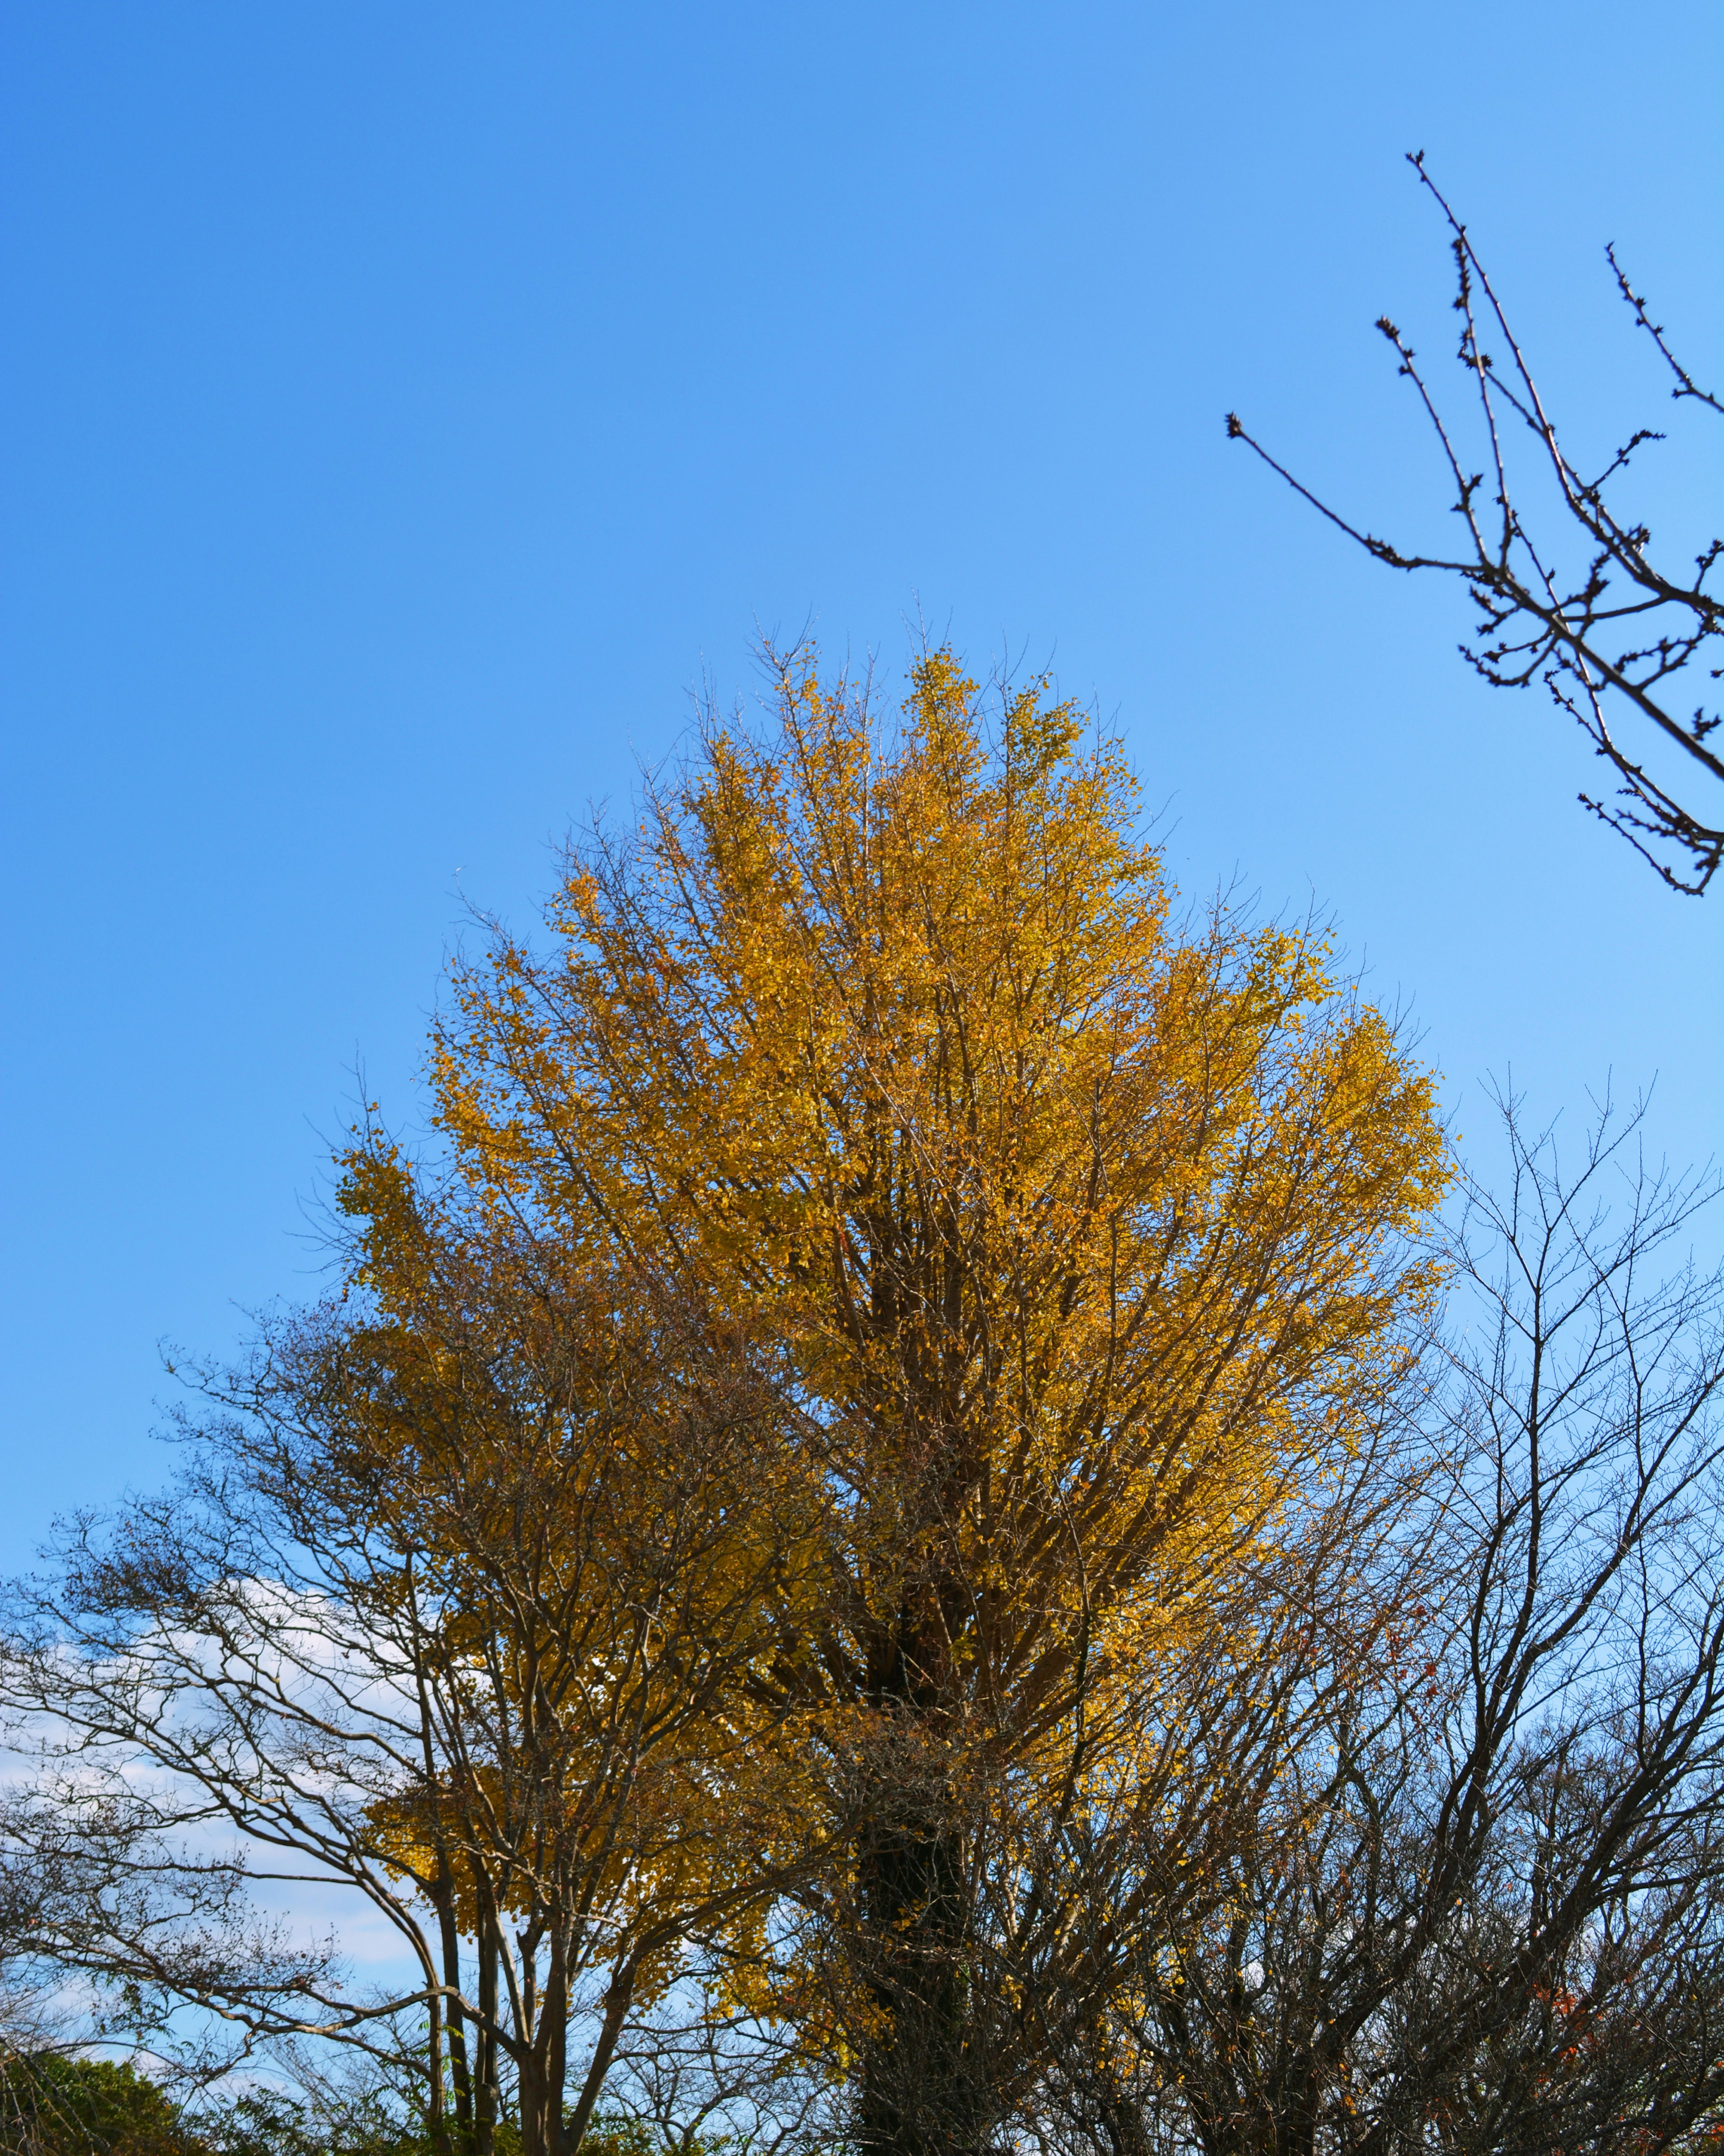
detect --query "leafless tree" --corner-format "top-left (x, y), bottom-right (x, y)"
top-left (1031, 1091), bottom-right (1724, 2156)
top-left (0, 1791), bottom-right (232, 2152)
top-left (1228, 156), bottom-right (1723, 893)
top-left (603, 1971), bottom-right (843, 2156)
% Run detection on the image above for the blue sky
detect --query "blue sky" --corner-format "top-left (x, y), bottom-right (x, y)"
top-left (2, 3), bottom-right (1719, 1568)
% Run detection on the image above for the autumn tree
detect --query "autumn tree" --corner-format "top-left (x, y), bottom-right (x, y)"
top-left (1228, 154), bottom-right (1724, 894)
top-left (418, 641), bottom-right (1451, 2156)
top-left (0, 1192), bottom-right (816, 2156)
top-left (332, 1165), bottom-right (825, 2156)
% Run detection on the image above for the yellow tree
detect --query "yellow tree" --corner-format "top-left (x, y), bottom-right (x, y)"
top-left (330, 1161), bottom-right (822, 2156)
top-left (0, 1167), bottom-right (819, 2156)
top-left (417, 642), bottom-right (1450, 2156)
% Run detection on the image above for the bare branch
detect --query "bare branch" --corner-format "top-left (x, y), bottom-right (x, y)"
top-left (1228, 158), bottom-right (1723, 893)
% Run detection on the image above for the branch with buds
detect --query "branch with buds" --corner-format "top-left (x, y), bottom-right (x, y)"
top-left (1228, 154), bottom-right (1723, 894)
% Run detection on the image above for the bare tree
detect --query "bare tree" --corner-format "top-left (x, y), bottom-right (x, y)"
top-left (602, 1970), bottom-right (843, 2156)
top-left (1033, 1091), bottom-right (1724, 2156)
top-left (1228, 155), bottom-right (1724, 893)
top-left (0, 1792), bottom-right (233, 2153)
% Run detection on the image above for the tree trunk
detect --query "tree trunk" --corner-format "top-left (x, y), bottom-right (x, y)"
top-left (436, 1877), bottom-right (475, 2150)
top-left (518, 1944), bottom-right (567, 2156)
top-left (426, 1961), bottom-right (448, 2153)
top-left (855, 1601), bottom-right (987, 2156)
top-left (475, 1922), bottom-right (500, 2156)
top-left (857, 1803), bottom-right (982, 2156)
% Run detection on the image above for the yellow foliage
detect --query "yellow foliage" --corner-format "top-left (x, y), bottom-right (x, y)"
top-left (427, 645), bottom-right (1446, 1749)
top-left (329, 1146), bottom-right (823, 2017)
top-left (342, 641), bottom-right (1449, 2103)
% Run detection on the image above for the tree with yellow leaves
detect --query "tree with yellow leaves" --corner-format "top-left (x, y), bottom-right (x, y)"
top-left (329, 1167), bottom-right (828, 2156)
top-left (0, 1168), bottom-right (822, 2156)
top-left (420, 641), bottom-right (1451, 2156)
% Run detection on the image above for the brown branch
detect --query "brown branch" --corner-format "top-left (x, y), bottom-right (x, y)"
top-left (1227, 158), bottom-right (1722, 893)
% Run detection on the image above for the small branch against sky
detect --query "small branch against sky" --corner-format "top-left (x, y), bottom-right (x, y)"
top-left (1227, 151), bottom-right (1724, 895)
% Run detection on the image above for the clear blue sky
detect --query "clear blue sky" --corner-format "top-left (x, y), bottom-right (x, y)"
top-left (2, 3), bottom-right (1719, 1567)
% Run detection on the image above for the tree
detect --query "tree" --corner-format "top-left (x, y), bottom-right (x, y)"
top-left (1227, 154), bottom-right (1724, 894)
top-left (0, 1197), bottom-right (817, 2156)
top-left (330, 1173), bottom-right (825, 2156)
top-left (1033, 1092), bottom-right (1724, 2156)
top-left (420, 641), bottom-right (1451, 2156)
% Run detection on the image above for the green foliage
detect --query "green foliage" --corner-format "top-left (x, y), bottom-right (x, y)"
top-left (189, 2091), bottom-right (673, 2156)
top-left (195, 2087), bottom-right (447, 2156)
top-left (0, 2051), bottom-right (190, 2155)
top-left (570, 2119), bottom-right (654, 2156)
